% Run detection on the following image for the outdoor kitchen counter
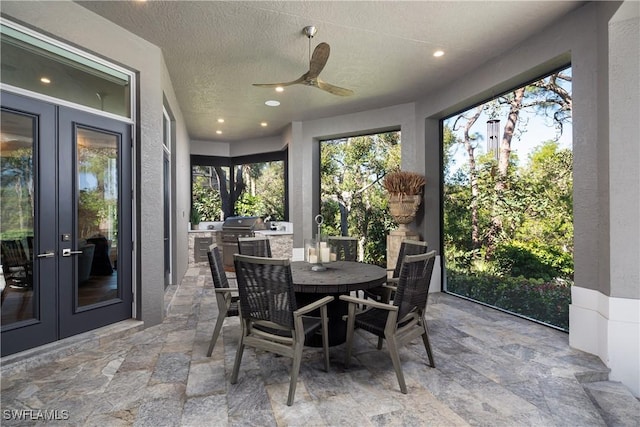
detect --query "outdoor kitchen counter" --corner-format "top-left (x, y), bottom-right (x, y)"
top-left (188, 230), bottom-right (217, 266)
top-left (254, 230), bottom-right (293, 259)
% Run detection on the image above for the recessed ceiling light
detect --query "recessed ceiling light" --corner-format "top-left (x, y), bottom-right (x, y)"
top-left (216, 130), bottom-right (222, 135)
top-left (265, 100), bottom-right (280, 107)
top-left (40, 77), bottom-right (51, 84)
top-left (275, 87), bottom-right (284, 93)
top-left (260, 122), bottom-right (268, 127)
top-left (433, 50), bottom-right (445, 58)
top-left (217, 118), bottom-right (224, 123)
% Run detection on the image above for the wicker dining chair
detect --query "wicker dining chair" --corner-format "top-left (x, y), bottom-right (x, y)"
top-left (231, 254), bottom-right (333, 406)
top-left (363, 239), bottom-right (429, 304)
top-left (237, 236), bottom-right (272, 257)
top-left (206, 244), bottom-right (239, 357)
top-left (328, 236), bottom-right (358, 261)
top-left (340, 250), bottom-right (437, 394)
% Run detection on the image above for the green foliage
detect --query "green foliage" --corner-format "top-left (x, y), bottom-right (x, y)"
top-left (235, 192), bottom-right (262, 217)
top-left (190, 208), bottom-right (201, 225)
top-left (447, 270), bottom-right (571, 330)
top-left (495, 241), bottom-right (573, 281)
top-left (192, 167), bottom-right (223, 221)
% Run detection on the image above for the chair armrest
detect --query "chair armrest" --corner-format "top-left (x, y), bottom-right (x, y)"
top-left (386, 277), bottom-right (399, 285)
top-left (214, 287), bottom-right (238, 294)
top-left (339, 294), bottom-right (398, 312)
top-left (294, 295), bottom-right (334, 316)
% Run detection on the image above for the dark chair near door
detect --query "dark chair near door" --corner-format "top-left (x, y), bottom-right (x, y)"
top-left (328, 236), bottom-right (358, 261)
top-left (206, 244), bottom-right (239, 357)
top-left (340, 250), bottom-right (437, 394)
top-left (237, 236), bottom-right (272, 258)
top-left (364, 239), bottom-right (429, 304)
top-left (231, 254), bottom-right (333, 406)
top-left (0, 239), bottom-right (32, 287)
top-left (87, 235), bottom-right (113, 275)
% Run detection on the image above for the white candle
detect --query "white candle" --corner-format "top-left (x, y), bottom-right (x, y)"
top-left (320, 241), bottom-right (328, 248)
top-left (330, 253), bottom-right (337, 262)
top-left (320, 247), bottom-right (331, 263)
top-left (309, 254), bottom-right (318, 264)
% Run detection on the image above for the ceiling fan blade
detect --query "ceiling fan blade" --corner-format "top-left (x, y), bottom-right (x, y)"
top-left (252, 75), bottom-right (305, 87)
top-left (307, 42), bottom-right (330, 79)
top-left (315, 78), bottom-right (354, 96)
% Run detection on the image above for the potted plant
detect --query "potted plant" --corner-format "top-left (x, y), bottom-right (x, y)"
top-left (383, 170), bottom-right (426, 231)
top-left (190, 209), bottom-right (201, 230)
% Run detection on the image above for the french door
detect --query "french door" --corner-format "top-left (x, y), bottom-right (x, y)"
top-left (1, 92), bottom-right (132, 356)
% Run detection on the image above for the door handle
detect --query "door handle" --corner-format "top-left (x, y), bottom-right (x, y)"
top-left (37, 251), bottom-right (56, 258)
top-left (62, 248), bottom-right (83, 257)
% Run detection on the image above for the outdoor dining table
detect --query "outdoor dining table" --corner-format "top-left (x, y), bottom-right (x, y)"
top-left (290, 260), bottom-right (387, 346)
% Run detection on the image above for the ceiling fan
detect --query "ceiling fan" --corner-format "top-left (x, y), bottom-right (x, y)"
top-left (252, 26), bottom-right (354, 97)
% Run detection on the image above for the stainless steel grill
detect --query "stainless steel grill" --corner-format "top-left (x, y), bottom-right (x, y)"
top-left (217, 216), bottom-right (265, 270)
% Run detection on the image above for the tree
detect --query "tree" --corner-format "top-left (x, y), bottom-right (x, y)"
top-left (451, 105), bottom-right (483, 249)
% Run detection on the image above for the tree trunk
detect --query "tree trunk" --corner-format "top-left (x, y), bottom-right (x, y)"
top-left (214, 166), bottom-right (232, 219)
top-left (462, 106), bottom-right (483, 249)
top-left (485, 87), bottom-right (525, 258)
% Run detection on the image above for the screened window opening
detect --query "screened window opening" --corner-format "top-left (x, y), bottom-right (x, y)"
top-left (442, 66), bottom-right (573, 331)
top-left (191, 151), bottom-right (287, 222)
top-left (320, 131), bottom-right (401, 265)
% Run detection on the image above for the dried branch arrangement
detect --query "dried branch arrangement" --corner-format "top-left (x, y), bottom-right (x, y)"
top-left (383, 171), bottom-right (426, 195)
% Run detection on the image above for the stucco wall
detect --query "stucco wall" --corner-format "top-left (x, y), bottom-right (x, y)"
top-left (161, 59), bottom-right (191, 289)
top-left (609, 1), bottom-right (640, 299)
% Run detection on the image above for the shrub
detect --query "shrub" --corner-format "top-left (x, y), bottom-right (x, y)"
top-left (447, 270), bottom-right (571, 330)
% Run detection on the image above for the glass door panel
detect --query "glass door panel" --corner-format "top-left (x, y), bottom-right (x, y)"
top-left (1, 110), bottom-right (35, 324)
top-left (58, 107), bottom-right (132, 339)
top-left (1, 92), bottom-right (57, 356)
top-left (76, 127), bottom-right (119, 307)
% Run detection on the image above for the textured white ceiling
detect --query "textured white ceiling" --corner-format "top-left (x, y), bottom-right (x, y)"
top-left (75, 1), bottom-right (584, 142)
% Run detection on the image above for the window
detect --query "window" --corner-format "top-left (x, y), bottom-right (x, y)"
top-left (1, 19), bottom-right (133, 119)
top-left (320, 131), bottom-right (400, 265)
top-left (442, 66), bottom-right (573, 330)
top-left (191, 150), bottom-right (287, 221)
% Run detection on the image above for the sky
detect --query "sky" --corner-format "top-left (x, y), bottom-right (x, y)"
top-left (444, 92), bottom-right (572, 177)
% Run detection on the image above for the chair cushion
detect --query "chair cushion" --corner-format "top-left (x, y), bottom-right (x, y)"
top-left (354, 308), bottom-right (388, 337)
top-left (253, 316), bottom-right (322, 340)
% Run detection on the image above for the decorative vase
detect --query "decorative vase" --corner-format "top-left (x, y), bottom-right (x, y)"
top-left (388, 193), bottom-right (421, 232)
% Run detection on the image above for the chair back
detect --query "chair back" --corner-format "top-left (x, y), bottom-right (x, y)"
top-left (237, 236), bottom-right (272, 258)
top-left (234, 254), bottom-right (297, 329)
top-left (328, 236), bottom-right (358, 261)
top-left (0, 239), bottom-right (28, 269)
top-left (392, 240), bottom-right (428, 279)
top-left (394, 250), bottom-right (436, 321)
top-left (207, 244), bottom-right (230, 290)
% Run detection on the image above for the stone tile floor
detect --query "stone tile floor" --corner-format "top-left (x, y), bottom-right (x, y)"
top-left (1, 264), bottom-right (639, 426)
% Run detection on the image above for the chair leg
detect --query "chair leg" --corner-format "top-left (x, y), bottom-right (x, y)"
top-left (377, 337), bottom-right (384, 350)
top-left (287, 342), bottom-right (304, 406)
top-left (206, 312), bottom-right (226, 357)
top-left (421, 322), bottom-right (435, 368)
top-left (321, 307), bottom-right (330, 372)
top-left (344, 303), bottom-right (357, 368)
top-left (230, 337), bottom-right (245, 384)
top-left (386, 335), bottom-right (407, 394)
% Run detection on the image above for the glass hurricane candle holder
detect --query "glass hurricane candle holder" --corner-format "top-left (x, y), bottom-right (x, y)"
top-left (304, 215), bottom-right (336, 271)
